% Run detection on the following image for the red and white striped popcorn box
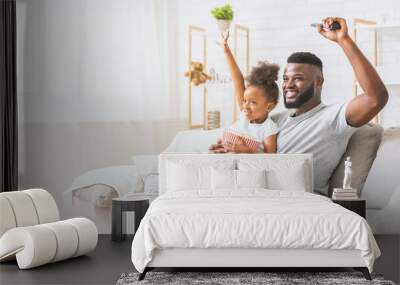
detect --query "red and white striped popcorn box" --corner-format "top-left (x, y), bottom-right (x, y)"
top-left (222, 130), bottom-right (261, 152)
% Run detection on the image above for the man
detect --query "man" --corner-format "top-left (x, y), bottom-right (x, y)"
top-left (211, 17), bottom-right (388, 196)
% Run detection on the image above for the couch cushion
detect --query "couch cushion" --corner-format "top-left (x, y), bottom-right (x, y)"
top-left (362, 127), bottom-right (400, 209)
top-left (164, 129), bottom-right (223, 153)
top-left (329, 123), bottom-right (383, 197)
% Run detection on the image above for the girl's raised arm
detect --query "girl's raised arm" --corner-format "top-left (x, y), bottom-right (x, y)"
top-left (222, 32), bottom-right (245, 110)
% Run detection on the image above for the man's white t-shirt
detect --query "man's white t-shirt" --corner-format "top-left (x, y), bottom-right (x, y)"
top-left (271, 103), bottom-right (357, 196)
top-left (229, 112), bottom-right (279, 151)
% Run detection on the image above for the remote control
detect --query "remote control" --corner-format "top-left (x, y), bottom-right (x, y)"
top-left (310, 22), bottom-right (341, 30)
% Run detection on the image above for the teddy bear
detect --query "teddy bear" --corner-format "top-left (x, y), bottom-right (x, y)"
top-left (185, 61), bottom-right (212, 86)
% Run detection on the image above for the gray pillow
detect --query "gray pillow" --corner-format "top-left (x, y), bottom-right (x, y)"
top-left (329, 123), bottom-right (383, 197)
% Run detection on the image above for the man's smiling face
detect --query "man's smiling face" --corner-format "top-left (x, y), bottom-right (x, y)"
top-left (282, 63), bottom-right (322, 109)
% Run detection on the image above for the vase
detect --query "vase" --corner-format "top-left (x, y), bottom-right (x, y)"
top-left (217, 19), bottom-right (231, 33)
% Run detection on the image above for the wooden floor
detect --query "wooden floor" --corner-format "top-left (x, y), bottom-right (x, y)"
top-left (0, 235), bottom-right (399, 285)
top-left (374, 234), bottom-right (400, 284)
top-left (0, 235), bottom-right (134, 285)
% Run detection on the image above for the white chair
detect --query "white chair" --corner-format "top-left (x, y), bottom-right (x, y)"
top-left (0, 188), bottom-right (98, 269)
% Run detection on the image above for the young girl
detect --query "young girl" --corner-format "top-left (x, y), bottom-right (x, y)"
top-left (211, 33), bottom-right (280, 153)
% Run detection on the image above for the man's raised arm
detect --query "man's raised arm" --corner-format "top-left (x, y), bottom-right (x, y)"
top-left (318, 17), bottom-right (388, 127)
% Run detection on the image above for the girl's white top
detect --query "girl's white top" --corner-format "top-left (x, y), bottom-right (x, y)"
top-left (228, 112), bottom-right (279, 150)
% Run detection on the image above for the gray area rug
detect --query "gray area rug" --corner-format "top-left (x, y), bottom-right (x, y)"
top-left (116, 271), bottom-right (396, 285)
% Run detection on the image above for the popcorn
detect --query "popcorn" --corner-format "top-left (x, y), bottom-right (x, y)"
top-left (222, 130), bottom-right (261, 152)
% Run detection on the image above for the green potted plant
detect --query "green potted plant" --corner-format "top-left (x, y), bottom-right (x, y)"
top-left (211, 4), bottom-right (234, 33)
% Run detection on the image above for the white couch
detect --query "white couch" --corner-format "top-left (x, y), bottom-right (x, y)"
top-left (0, 188), bottom-right (98, 269)
top-left (60, 124), bottom-right (400, 235)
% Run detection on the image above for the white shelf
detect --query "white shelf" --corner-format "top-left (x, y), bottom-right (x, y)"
top-left (357, 65), bottom-right (400, 88)
top-left (355, 24), bottom-right (400, 38)
top-left (376, 66), bottom-right (400, 87)
top-left (356, 67), bottom-right (400, 91)
top-left (354, 24), bottom-right (400, 86)
top-left (356, 24), bottom-right (400, 31)
top-left (354, 20), bottom-right (400, 127)
top-left (356, 82), bottom-right (400, 92)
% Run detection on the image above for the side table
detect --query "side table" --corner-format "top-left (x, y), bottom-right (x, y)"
top-left (111, 194), bottom-right (157, 242)
top-left (332, 199), bottom-right (366, 218)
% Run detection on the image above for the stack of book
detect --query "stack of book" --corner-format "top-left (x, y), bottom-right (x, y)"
top-left (207, 111), bottom-right (220, 130)
top-left (332, 188), bottom-right (359, 200)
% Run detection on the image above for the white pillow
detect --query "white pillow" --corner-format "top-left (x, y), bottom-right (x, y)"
top-left (237, 169), bottom-right (267, 189)
top-left (211, 169), bottom-right (267, 190)
top-left (72, 185), bottom-right (118, 207)
top-left (167, 159), bottom-right (235, 192)
top-left (144, 174), bottom-right (159, 194)
top-left (238, 159), bottom-right (308, 192)
top-left (266, 162), bottom-right (307, 191)
top-left (167, 162), bottom-right (211, 191)
top-left (211, 168), bottom-right (236, 190)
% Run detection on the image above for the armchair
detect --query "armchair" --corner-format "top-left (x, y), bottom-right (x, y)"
top-left (0, 188), bottom-right (98, 269)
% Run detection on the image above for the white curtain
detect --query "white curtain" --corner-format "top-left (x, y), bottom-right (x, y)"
top-left (129, 0), bottom-right (176, 120)
top-left (18, 0), bottom-right (178, 123)
top-left (17, 0), bottom-right (184, 221)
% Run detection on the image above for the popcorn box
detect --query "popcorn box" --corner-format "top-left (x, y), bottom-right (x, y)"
top-left (222, 130), bottom-right (261, 152)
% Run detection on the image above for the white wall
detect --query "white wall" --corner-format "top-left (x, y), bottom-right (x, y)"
top-left (17, 0), bottom-right (179, 124)
top-left (16, 0), bottom-right (185, 220)
top-left (16, 0), bottom-right (400, 230)
top-left (174, 0), bottom-right (400, 128)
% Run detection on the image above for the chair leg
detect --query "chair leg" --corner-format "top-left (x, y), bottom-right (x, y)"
top-left (354, 267), bottom-right (371, 280)
top-left (138, 268), bottom-right (148, 281)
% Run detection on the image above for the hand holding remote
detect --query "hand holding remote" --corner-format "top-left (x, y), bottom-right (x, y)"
top-left (316, 17), bottom-right (349, 44)
top-left (310, 22), bottom-right (341, 30)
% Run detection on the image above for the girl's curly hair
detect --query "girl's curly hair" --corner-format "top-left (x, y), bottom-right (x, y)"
top-left (246, 61), bottom-right (280, 103)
